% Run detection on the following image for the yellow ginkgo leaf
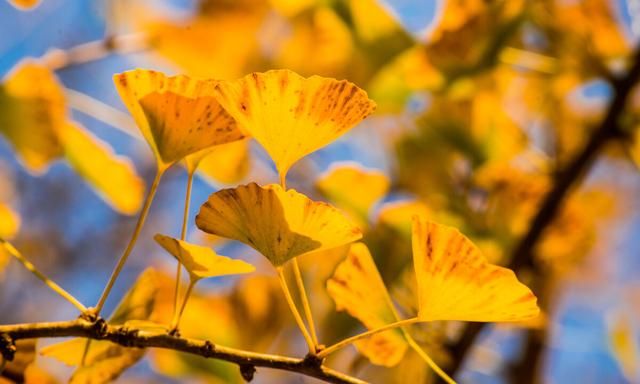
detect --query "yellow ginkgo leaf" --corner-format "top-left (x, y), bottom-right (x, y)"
top-left (154, 234), bottom-right (255, 281)
top-left (327, 242), bottom-right (407, 366)
top-left (630, 129), bottom-right (640, 171)
top-left (0, 61), bottom-right (65, 173)
top-left (197, 139), bottom-right (250, 185)
top-left (0, 203), bottom-right (20, 239)
top-left (195, 183), bottom-right (362, 266)
top-left (316, 163), bottom-right (389, 226)
top-left (349, 0), bottom-right (402, 42)
top-left (113, 69), bottom-right (245, 168)
top-left (7, 0), bottom-right (40, 10)
top-left (41, 269), bottom-right (159, 382)
top-left (60, 122), bottom-right (145, 215)
top-left (607, 310), bottom-right (640, 380)
top-left (274, 7), bottom-right (354, 78)
top-left (412, 218), bottom-right (539, 322)
top-left (214, 69), bottom-right (376, 180)
top-left (143, 1), bottom-right (268, 80)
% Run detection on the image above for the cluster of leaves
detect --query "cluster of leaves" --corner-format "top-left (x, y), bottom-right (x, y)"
top-left (0, 0), bottom-right (639, 383)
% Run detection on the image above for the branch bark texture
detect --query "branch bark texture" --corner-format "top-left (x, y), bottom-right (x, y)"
top-left (0, 319), bottom-right (367, 384)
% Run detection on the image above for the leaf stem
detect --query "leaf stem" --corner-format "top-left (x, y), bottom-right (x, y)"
top-left (94, 168), bottom-right (164, 315)
top-left (171, 280), bottom-right (195, 332)
top-left (0, 239), bottom-right (87, 313)
top-left (277, 267), bottom-right (315, 354)
top-left (171, 171), bottom-right (194, 330)
top-left (316, 317), bottom-right (420, 359)
top-left (291, 259), bottom-right (319, 346)
top-left (403, 331), bottom-right (456, 384)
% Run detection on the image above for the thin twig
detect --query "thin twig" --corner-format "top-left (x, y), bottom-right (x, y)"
top-left (0, 240), bottom-right (87, 313)
top-left (40, 33), bottom-right (148, 71)
top-left (0, 319), bottom-right (366, 384)
top-left (95, 167), bottom-right (165, 315)
top-left (317, 317), bottom-right (420, 359)
top-left (446, 45), bottom-right (640, 378)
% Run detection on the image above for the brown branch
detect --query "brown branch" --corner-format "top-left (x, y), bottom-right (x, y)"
top-left (445, 45), bottom-right (640, 380)
top-left (0, 319), bottom-right (367, 384)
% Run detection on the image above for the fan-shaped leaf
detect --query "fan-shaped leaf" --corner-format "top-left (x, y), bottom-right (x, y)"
top-left (154, 234), bottom-right (255, 281)
top-left (412, 218), bottom-right (539, 322)
top-left (196, 183), bottom-right (362, 266)
top-left (113, 69), bottom-right (244, 168)
top-left (213, 69), bottom-right (376, 179)
top-left (327, 242), bottom-right (407, 366)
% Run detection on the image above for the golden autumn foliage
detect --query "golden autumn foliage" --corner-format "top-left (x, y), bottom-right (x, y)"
top-left (1, 1), bottom-right (638, 383)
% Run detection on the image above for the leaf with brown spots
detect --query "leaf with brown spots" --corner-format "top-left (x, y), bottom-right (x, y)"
top-left (213, 69), bottom-right (376, 180)
top-left (113, 69), bottom-right (245, 168)
top-left (154, 234), bottom-right (255, 282)
top-left (412, 217), bottom-right (539, 322)
top-left (195, 183), bottom-right (362, 266)
top-left (327, 242), bottom-right (408, 366)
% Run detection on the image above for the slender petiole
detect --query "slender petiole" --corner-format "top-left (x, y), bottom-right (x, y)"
top-left (0, 239), bottom-right (87, 313)
top-left (402, 330), bottom-right (457, 384)
top-left (316, 317), bottom-right (421, 359)
top-left (277, 267), bottom-right (315, 354)
top-left (171, 171), bottom-right (194, 330)
top-left (170, 279), bottom-right (195, 332)
top-left (291, 258), bottom-right (319, 346)
top-left (94, 167), bottom-right (165, 315)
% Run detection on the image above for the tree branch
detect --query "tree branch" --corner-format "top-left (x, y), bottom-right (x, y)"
top-left (446, 45), bottom-right (640, 379)
top-left (0, 319), bottom-right (367, 384)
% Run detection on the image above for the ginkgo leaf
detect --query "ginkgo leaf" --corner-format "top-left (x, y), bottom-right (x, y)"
top-left (144, 2), bottom-right (268, 80)
top-left (274, 7), bottom-right (354, 77)
top-left (197, 139), bottom-right (250, 185)
top-left (195, 183), bottom-right (362, 266)
top-left (60, 122), bottom-right (145, 215)
top-left (0, 203), bottom-right (20, 239)
top-left (630, 129), bottom-right (640, 171)
top-left (154, 234), bottom-right (255, 281)
top-left (113, 69), bottom-right (244, 168)
top-left (7, 0), bottom-right (40, 10)
top-left (0, 61), bottom-right (65, 173)
top-left (316, 163), bottom-right (389, 226)
top-left (213, 69), bottom-right (376, 179)
top-left (607, 310), bottom-right (640, 380)
top-left (412, 218), bottom-right (539, 322)
top-left (41, 338), bottom-right (145, 384)
top-left (41, 269), bottom-right (159, 382)
top-left (327, 242), bottom-right (407, 366)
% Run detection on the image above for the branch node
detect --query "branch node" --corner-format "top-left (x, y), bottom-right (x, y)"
top-left (79, 307), bottom-right (98, 323)
top-left (239, 363), bottom-right (256, 382)
top-left (303, 352), bottom-right (324, 368)
top-left (0, 334), bottom-right (16, 362)
top-left (202, 340), bottom-right (215, 358)
top-left (92, 318), bottom-right (108, 338)
top-left (114, 327), bottom-right (139, 347)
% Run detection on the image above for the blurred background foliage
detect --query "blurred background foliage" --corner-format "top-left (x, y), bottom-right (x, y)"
top-left (0, 0), bottom-right (640, 383)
